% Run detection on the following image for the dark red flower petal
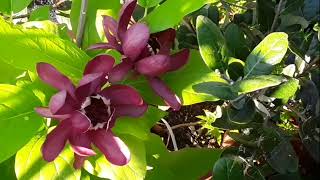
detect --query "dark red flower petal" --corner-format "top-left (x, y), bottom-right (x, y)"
top-left (117, 0), bottom-right (137, 41)
top-left (100, 84), bottom-right (143, 105)
top-left (114, 103), bottom-right (148, 118)
top-left (135, 55), bottom-right (171, 76)
top-left (153, 28), bottom-right (176, 54)
top-left (167, 49), bottom-right (190, 72)
top-left (35, 107), bottom-right (71, 120)
top-left (37, 62), bottom-right (75, 96)
top-left (102, 15), bottom-right (118, 46)
top-left (75, 73), bottom-right (103, 102)
top-left (148, 77), bottom-right (181, 111)
top-left (108, 60), bottom-right (133, 83)
top-left (87, 43), bottom-right (119, 51)
top-left (69, 132), bottom-right (96, 157)
top-left (84, 55), bottom-right (115, 75)
top-left (49, 90), bottom-right (79, 115)
top-left (69, 111), bottom-right (91, 133)
top-left (90, 129), bottom-right (130, 166)
top-left (73, 154), bottom-right (86, 169)
top-left (122, 23), bottom-right (150, 61)
top-left (42, 119), bottom-right (71, 162)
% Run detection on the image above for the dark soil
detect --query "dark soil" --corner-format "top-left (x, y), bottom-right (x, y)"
top-left (152, 102), bottom-right (222, 151)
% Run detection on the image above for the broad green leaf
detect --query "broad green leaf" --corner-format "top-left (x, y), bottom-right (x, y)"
top-left (220, 99), bottom-right (257, 124)
top-left (225, 23), bottom-right (250, 60)
top-left (227, 58), bottom-right (245, 81)
top-left (70, 0), bottom-right (121, 49)
top-left (0, 0), bottom-right (33, 15)
top-left (271, 78), bottom-right (300, 103)
top-left (232, 75), bottom-right (285, 94)
top-left (0, 155), bottom-right (16, 180)
top-left (15, 131), bottom-right (81, 180)
top-left (192, 82), bottom-right (238, 100)
top-left (144, 0), bottom-right (219, 33)
top-left (113, 107), bottom-right (167, 140)
top-left (196, 15), bottom-right (228, 70)
top-left (0, 84), bottom-right (43, 163)
top-left (29, 6), bottom-right (50, 21)
top-left (267, 140), bottom-right (299, 174)
top-left (0, 18), bottom-right (89, 80)
top-left (125, 50), bottom-right (228, 105)
top-left (146, 148), bottom-right (222, 179)
top-left (244, 33), bottom-right (289, 77)
top-left (0, 62), bottom-right (24, 84)
top-left (84, 135), bottom-right (146, 180)
top-left (212, 156), bottom-right (245, 180)
top-left (138, 0), bottom-right (162, 8)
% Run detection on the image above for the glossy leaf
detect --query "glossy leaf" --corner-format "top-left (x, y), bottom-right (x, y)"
top-left (15, 131), bottom-right (81, 180)
top-left (29, 5), bottom-right (50, 21)
top-left (244, 33), bottom-right (288, 77)
top-left (224, 23), bottom-right (250, 60)
top-left (147, 148), bottom-right (222, 179)
top-left (0, 84), bottom-right (43, 163)
top-left (70, 0), bottom-right (121, 49)
top-left (232, 75), bottom-right (285, 94)
top-left (0, 0), bottom-right (33, 14)
top-left (267, 140), bottom-right (299, 174)
top-left (212, 156), bottom-right (244, 180)
top-left (220, 99), bottom-right (257, 124)
top-left (196, 15), bottom-right (228, 70)
top-left (271, 78), bottom-right (300, 103)
top-left (144, 0), bottom-right (219, 33)
top-left (0, 18), bottom-right (89, 80)
top-left (192, 82), bottom-right (238, 100)
top-left (84, 135), bottom-right (146, 180)
top-left (138, 0), bottom-right (162, 8)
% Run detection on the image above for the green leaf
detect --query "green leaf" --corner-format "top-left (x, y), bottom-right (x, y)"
top-left (15, 131), bottom-right (81, 180)
top-left (227, 58), bottom-right (245, 81)
top-left (232, 75), bottom-right (285, 94)
top-left (225, 23), bottom-right (250, 60)
top-left (267, 140), bottom-right (299, 174)
top-left (0, 62), bottom-right (24, 84)
top-left (113, 107), bottom-right (167, 140)
top-left (0, 0), bottom-right (33, 15)
top-left (0, 84), bottom-right (43, 163)
top-left (192, 82), bottom-right (238, 100)
top-left (84, 135), bottom-right (146, 180)
top-left (244, 33), bottom-right (289, 77)
top-left (0, 155), bottom-right (16, 180)
top-left (146, 148), bottom-right (222, 179)
top-left (138, 0), bottom-right (162, 8)
top-left (212, 156), bottom-right (245, 180)
top-left (220, 99), bottom-right (257, 124)
top-left (125, 50), bottom-right (228, 105)
top-left (0, 18), bottom-right (89, 81)
top-left (303, 0), bottom-right (320, 20)
top-left (29, 6), bottom-right (50, 21)
top-left (144, 0), bottom-right (219, 33)
top-left (196, 15), bottom-right (228, 70)
top-left (70, 0), bottom-right (121, 49)
top-left (271, 78), bottom-right (300, 103)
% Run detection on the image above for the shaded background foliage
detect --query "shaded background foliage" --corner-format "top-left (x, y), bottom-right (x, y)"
top-left (0, 0), bottom-right (319, 180)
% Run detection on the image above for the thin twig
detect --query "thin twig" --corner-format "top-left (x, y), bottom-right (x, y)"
top-left (161, 119), bottom-right (178, 151)
top-left (170, 122), bottom-right (199, 130)
top-left (270, 0), bottom-right (284, 33)
top-left (76, 0), bottom-right (88, 47)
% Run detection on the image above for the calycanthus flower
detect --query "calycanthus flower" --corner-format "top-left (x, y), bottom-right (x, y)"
top-left (35, 55), bottom-right (147, 169)
top-left (89, 0), bottom-right (190, 111)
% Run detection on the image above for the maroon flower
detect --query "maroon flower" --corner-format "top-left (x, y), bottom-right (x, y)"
top-left (35, 55), bottom-right (147, 169)
top-left (89, 0), bottom-right (190, 111)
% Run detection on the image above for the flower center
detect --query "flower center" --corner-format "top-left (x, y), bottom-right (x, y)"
top-left (81, 95), bottom-right (113, 130)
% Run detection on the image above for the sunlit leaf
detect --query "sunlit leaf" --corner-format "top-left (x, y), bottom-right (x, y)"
top-left (0, 84), bottom-right (43, 163)
top-left (0, 0), bottom-right (33, 15)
